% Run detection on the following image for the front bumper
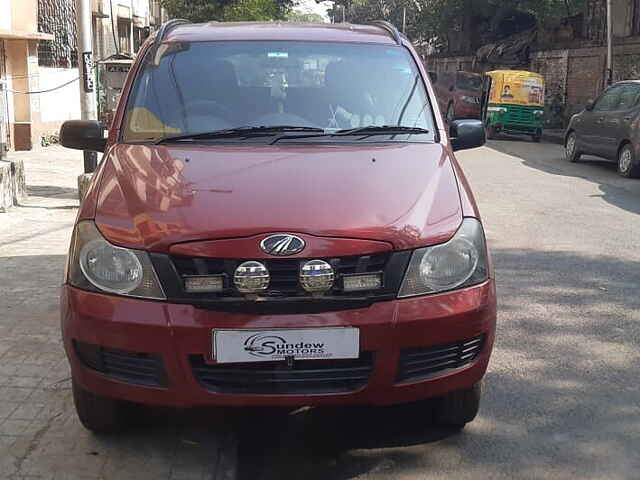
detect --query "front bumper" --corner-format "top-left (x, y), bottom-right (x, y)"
top-left (454, 102), bottom-right (481, 119)
top-left (61, 281), bottom-right (497, 408)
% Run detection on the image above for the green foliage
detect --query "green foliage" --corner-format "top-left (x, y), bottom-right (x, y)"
top-left (330, 0), bottom-right (586, 53)
top-left (286, 11), bottom-right (325, 23)
top-left (160, 0), bottom-right (291, 22)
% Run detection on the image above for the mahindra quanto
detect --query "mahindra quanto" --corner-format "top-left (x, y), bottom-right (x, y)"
top-left (60, 20), bottom-right (495, 433)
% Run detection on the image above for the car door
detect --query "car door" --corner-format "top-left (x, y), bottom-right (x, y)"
top-left (586, 85), bottom-right (623, 158)
top-left (603, 84), bottom-right (640, 158)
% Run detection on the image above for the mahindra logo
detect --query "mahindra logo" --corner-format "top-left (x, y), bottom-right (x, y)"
top-left (260, 234), bottom-right (305, 256)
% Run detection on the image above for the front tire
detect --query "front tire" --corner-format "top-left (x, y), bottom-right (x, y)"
top-left (618, 143), bottom-right (640, 178)
top-left (433, 383), bottom-right (481, 428)
top-left (565, 132), bottom-right (581, 163)
top-left (72, 378), bottom-right (128, 434)
top-left (532, 130), bottom-right (542, 143)
top-left (485, 125), bottom-right (497, 140)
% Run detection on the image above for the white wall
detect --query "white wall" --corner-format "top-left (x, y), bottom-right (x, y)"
top-left (0, 0), bottom-right (12, 30)
top-left (37, 68), bottom-right (81, 122)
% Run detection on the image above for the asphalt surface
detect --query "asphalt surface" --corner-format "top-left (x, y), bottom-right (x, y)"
top-left (236, 139), bottom-right (640, 480)
top-left (2, 140), bottom-right (639, 479)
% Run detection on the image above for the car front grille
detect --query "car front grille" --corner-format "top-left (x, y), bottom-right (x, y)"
top-left (171, 254), bottom-right (388, 295)
top-left (190, 353), bottom-right (374, 394)
top-left (397, 335), bottom-right (484, 383)
top-left (74, 341), bottom-right (167, 387)
top-left (150, 250), bottom-right (411, 314)
top-left (505, 106), bottom-right (535, 124)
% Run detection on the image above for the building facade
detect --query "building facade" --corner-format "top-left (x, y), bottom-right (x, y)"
top-left (0, 0), bottom-right (166, 152)
top-left (426, 0), bottom-right (640, 128)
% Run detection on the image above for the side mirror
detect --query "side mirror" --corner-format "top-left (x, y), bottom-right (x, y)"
top-left (585, 99), bottom-right (595, 111)
top-left (60, 120), bottom-right (106, 152)
top-left (450, 119), bottom-right (486, 152)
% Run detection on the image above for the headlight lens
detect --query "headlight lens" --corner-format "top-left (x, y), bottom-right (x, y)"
top-left (67, 221), bottom-right (166, 299)
top-left (80, 239), bottom-right (143, 294)
top-left (399, 218), bottom-right (488, 298)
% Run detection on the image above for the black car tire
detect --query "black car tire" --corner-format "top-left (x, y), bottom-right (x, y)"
top-left (433, 382), bottom-right (481, 428)
top-left (618, 143), bottom-right (640, 178)
top-left (72, 378), bottom-right (128, 434)
top-left (485, 126), bottom-right (497, 140)
top-left (532, 130), bottom-right (542, 143)
top-left (565, 132), bottom-right (581, 163)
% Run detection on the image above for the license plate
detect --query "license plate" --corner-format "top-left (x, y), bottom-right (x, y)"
top-left (212, 328), bottom-right (360, 364)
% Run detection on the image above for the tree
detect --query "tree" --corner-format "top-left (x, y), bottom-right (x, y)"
top-left (287, 11), bottom-right (325, 23)
top-left (330, 0), bottom-right (586, 54)
top-left (160, 0), bottom-right (292, 22)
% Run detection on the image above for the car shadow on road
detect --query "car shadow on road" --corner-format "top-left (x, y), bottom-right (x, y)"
top-left (487, 139), bottom-right (640, 216)
top-left (237, 247), bottom-right (640, 480)
top-left (27, 184), bottom-right (78, 200)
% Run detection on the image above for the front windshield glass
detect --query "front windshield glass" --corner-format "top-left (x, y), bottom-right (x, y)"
top-left (456, 72), bottom-right (482, 92)
top-left (122, 41), bottom-right (435, 143)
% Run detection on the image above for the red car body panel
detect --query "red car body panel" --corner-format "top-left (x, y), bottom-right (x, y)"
top-left (93, 143), bottom-right (462, 252)
top-left (167, 22), bottom-right (398, 45)
top-left (65, 22), bottom-right (495, 410)
top-left (62, 280), bottom-right (496, 407)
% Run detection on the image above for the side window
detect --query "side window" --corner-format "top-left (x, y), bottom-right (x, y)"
top-left (593, 86), bottom-right (622, 112)
top-left (616, 85), bottom-right (640, 111)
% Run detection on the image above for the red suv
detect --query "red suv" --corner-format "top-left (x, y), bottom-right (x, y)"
top-left (430, 71), bottom-right (483, 123)
top-left (60, 20), bottom-right (495, 433)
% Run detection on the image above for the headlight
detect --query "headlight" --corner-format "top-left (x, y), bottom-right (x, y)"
top-left (67, 221), bottom-right (166, 299)
top-left (398, 218), bottom-right (488, 298)
top-left (460, 96), bottom-right (479, 104)
top-left (534, 110), bottom-right (544, 116)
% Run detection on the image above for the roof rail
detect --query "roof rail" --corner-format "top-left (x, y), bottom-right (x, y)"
top-left (154, 19), bottom-right (190, 47)
top-left (370, 20), bottom-right (402, 45)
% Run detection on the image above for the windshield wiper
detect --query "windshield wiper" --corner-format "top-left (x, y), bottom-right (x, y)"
top-left (270, 125), bottom-right (430, 144)
top-left (333, 125), bottom-right (430, 137)
top-left (155, 125), bottom-right (325, 144)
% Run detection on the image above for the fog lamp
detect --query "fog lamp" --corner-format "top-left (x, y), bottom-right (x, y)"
top-left (300, 260), bottom-right (334, 293)
top-left (343, 273), bottom-right (383, 292)
top-left (234, 261), bottom-right (270, 293)
top-left (184, 275), bottom-right (224, 293)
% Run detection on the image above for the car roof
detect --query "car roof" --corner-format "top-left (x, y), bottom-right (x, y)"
top-left (164, 22), bottom-right (399, 45)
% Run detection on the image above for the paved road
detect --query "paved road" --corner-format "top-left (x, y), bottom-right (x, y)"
top-left (2, 141), bottom-right (639, 479)
top-left (236, 140), bottom-right (640, 480)
top-left (0, 147), bottom-right (235, 480)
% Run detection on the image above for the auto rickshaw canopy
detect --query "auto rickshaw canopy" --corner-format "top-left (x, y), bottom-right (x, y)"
top-left (485, 70), bottom-right (545, 107)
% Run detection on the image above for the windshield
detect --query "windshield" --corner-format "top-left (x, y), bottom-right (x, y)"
top-left (122, 41), bottom-right (435, 143)
top-left (456, 72), bottom-right (482, 92)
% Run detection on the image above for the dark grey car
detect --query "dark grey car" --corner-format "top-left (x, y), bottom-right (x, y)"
top-left (565, 81), bottom-right (640, 178)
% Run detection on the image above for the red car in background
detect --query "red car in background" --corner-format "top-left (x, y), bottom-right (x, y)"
top-left (430, 71), bottom-right (483, 123)
top-left (59, 20), bottom-right (495, 434)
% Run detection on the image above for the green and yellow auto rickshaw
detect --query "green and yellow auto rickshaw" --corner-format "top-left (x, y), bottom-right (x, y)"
top-left (481, 70), bottom-right (545, 142)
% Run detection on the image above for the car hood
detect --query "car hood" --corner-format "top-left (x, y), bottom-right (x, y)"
top-left (94, 143), bottom-right (462, 252)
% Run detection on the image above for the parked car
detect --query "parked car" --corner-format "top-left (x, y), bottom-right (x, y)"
top-left (430, 70), bottom-right (483, 122)
top-left (565, 80), bottom-right (640, 178)
top-left (59, 20), bottom-right (495, 434)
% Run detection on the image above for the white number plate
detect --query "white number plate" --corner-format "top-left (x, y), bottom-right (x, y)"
top-left (212, 328), bottom-right (360, 364)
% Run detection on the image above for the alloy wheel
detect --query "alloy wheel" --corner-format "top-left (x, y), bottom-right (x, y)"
top-left (619, 146), bottom-right (632, 175)
top-left (566, 134), bottom-right (576, 159)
